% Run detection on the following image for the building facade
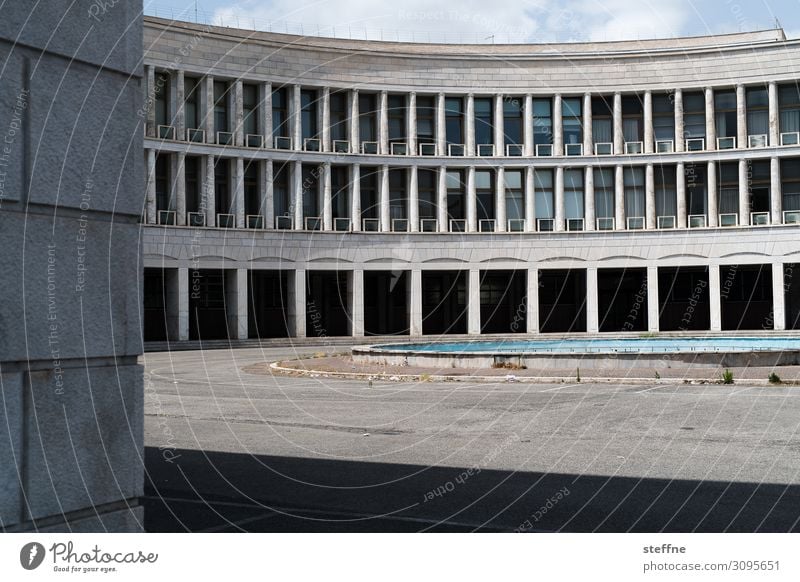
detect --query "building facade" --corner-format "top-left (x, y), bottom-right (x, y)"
top-left (142, 17), bottom-right (800, 343)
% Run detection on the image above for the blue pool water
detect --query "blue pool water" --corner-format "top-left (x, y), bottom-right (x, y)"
top-left (373, 337), bottom-right (800, 354)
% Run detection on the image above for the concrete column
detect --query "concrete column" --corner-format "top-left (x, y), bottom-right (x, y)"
top-left (707, 160), bottom-right (718, 227)
top-left (178, 267), bottom-right (189, 341)
top-left (407, 92), bottom-right (417, 155)
top-left (705, 87), bottom-right (716, 149)
top-left (468, 269), bottom-right (481, 335)
top-left (583, 92), bottom-right (593, 155)
top-left (466, 166), bottom-right (477, 233)
top-left (524, 166), bottom-right (535, 232)
top-left (768, 81), bottom-right (779, 146)
top-left (553, 94), bottom-right (563, 156)
top-left (352, 269), bottom-right (365, 337)
top-left (380, 164), bottom-right (390, 232)
top-left (175, 152), bottom-right (186, 226)
top-left (647, 265), bottom-right (659, 332)
top-left (645, 163), bottom-right (656, 229)
top-left (292, 160), bottom-right (303, 229)
top-left (493, 94), bottom-right (504, 156)
top-left (676, 162), bottom-right (687, 228)
top-left (236, 268), bottom-right (248, 339)
top-left (436, 92), bottom-right (446, 155)
top-left (349, 89), bottom-right (360, 153)
top-left (771, 156), bottom-right (782, 224)
top-left (379, 90), bottom-right (389, 155)
top-left (321, 86), bottom-right (331, 152)
top-left (586, 267), bottom-right (599, 333)
top-left (262, 82), bottom-right (272, 142)
top-left (233, 79), bottom-right (244, 146)
top-left (204, 154), bottom-right (215, 227)
top-left (437, 166), bottom-right (448, 232)
top-left (410, 269), bottom-right (423, 336)
top-left (203, 74), bottom-right (214, 143)
top-left (613, 92), bottom-right (623, 155)
top-left (523, 94), bottom-right (533, 156)
top-left (351, 164), bottom-right (362, 232)
top-left (145, 65), bottom-right (156, 137)
top-left (738, 158), bottom-right (749, 226)
top-left (736, 84), bottom-right (746, 149)
top-left (291, 84), bottom-right (302, 150)
top-left (290, 270), bottom-right (306, 338)
top-left (614, 164), bottom-right (625, 230)
top-left (674, 88), bottom-right (684, 152)
top-left (643, 90), bottom-right (654, 154)
top-left (408, 166), bottom-right (419, 232)
top-left (495, 166), bottom-right (506, 231)
top-left (466, 93), bottom-right (476, 156)
top-left (145, 149), bottom-right (156, 223)
top-left (526, 268), bottom-right (539, 334)
top-left (773, 263), bottom-right (786, 331)
top-left (554, 166), bottom-right (564, 231)
top-left (322, 162), bottom-right (332, 231)
top-left (174, 69), bottom-right (185, 139)
top-left (709, 265), bottom-right (722, 331)
top-left (234, 157), bottom-right (245, 228)
top-left (263, 159), bottom-right (274, 229)
top-left (584, 165), bottom-right (595, 231)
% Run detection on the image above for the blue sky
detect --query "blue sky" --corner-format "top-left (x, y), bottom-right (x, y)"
top-left (144, 0), bottom-right (800, 42)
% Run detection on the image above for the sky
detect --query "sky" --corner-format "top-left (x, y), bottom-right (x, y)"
top-left (144, 0), bottom-right (800, 43)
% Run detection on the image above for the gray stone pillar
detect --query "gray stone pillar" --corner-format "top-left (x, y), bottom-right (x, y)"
top-left (705, 87), bottom-right (715, 149)
top-left (584, 165), bottom-right (595, 231)
top-left (468, 269), bottom-right (481, 335)
top-left (380, 164), bottom-right (390, 232)
top-left (523, 93), bottom-right (533, 156)
top-left (410, 269), bottom-right (423, 336)
top-left (495, 167), bottom-right (506, 231)
top-left (290, 270), bottom-right (306, 338)
top-left (204, 154), bottom-right (215, 227)
top-left (525, 166), bottom-right (535, 232)
top-left (437, 165), bottom-right (448, 232)
top-left (145, 149), bottom-right (156, 223)
top-left (145, 65), bottom-right (156, 137)
top-left (553, 93), bottom-right (563, 156)
top-left (352, 269), bottom-right (365, 337)
top-left (527, 268), bottom-right (539, 334)
top-left (615, 164), bottom-right (625, 230)
top-left (229, 269), bottom-right (248, 340)
top-left (493, 94), bottom-right (504, 156)
top-left (234, 157), bottom-right (245, 228)
top-left (644, 90), bottom-right (654, 154)
top-left (233, 79), bottom-right (244, 146)
top-left (586, 267), bottom-right (599, 333)
top-left (466, 93), bottom-right (476, 156)
top-left (321, 86), bottom-right (331, 152)
top-left (322, 161), bottom-right (332, 231)
top-left (676, 162), bottom-right (687, 228)
top-left (203, 74), bottom-right (214, 143)
top-left (407, 92), bottom-right (417, 155)
top-left (768, 81), bottom-right (779, 146)
top-left (291, 84), bottom-right (302, 150)
top-left (263, 159), bottom-right (274, 229)
top-left (174, 69), bottom-right (185, 139)
top-left (645, 163), bottom-right (656, 229)
top-left (349, 89), bottom-right (360, 153)
top-left (707, 160), bottom-right (718, 227)
top-left (178, 267), bottom-right (189, 341)
top-left (583, 92), bottom-right (593, 155)
top-left (292, 160), bottom-right (303, 230)
top-left (554, 166), bottom-right (564, 231)
top-left (262, 82), bottom-right (272, 142)
top-left (647, 265), bottom-right (659, 332)
top-left (773, 262), bottom-right (786, 331)
top-left (351, 164), bottom-right (361, 232)
top-left (379, 90), bottom-right (389, 155)
top-left (613, 92), bottom-right (623, 154)
top-left (674, 88), bottom-right (684, 152)
top-left (738, 158), bottom-right (749, 226)
top-left (709, 265), bottom-right (722, 331)
top-left (736, 84), bottom-right (746, 149)
top-left (466, 166), bottom-right (477, 233)
top-left (771, 156), bottom-right (782, 224)
top-left (409, 166), bottom-right (419, 232)
top-left (436, 92), bottom-right (446, 155)
top-left (175, 152), bottom-right (186, 226)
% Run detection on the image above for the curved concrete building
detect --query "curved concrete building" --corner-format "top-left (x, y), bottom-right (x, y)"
top-left (141, 17), bottom-right (800, 344)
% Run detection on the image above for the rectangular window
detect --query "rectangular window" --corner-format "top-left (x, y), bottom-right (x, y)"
top-left (388, 94), bottom-right (406, 142)
top-left (445, 97), bottom-right (463, 145)
top-left (389, 169), bottom-right (406, 220)
top-left (534, 169), bottom-right (553, 219)
top-left (273, 163), bottom-right (290, 218)
top-left (243, 84), bottom-right (259, 136)
top-left (331, 166), bottom-right (349, 219)
top-left (154, 71), bottom-right (170, 127)
top-left (184, 156), bottom-right (200, 213)
top-left (749, 159), bottom-right (771, 213)
top-left (416, 96), bottom-right (435, 145)
top-left (623, 167), bottom-right (645, 218)
top-left (716, 162), bottom-right (739, 215)
top-left (683, 91), bottom-right (705, 139)
top-left (272, 87), bottom-right (288, 137)
top-left (562, 98), bottom-right (582, 146)
top-left (184, 76), bottom-right (200, 130)
top-left (475, 170), bottom-right (494, 221)
top-left (504, 170), bottom-right (523, 221)
top-left (446, 170), bottom-right (465, 220)
top-left (564, 169), bottom-right (584, 220)
top-left (746, 86), bottom-right (769, 136)
top-left (622, 95), bottom-right (643, 142)
top-left (503, 98), bottom-right (523, 146)
top-left (155, 154), bottom-right (170, 211)
top-left (655, 165), bottom-right (677, 218)
top-left (301, 164), bottom-right (319, 218)
top-left (714, 89), bottom-right (737, 139)
top-left (214, 158), bottom-right (230, 214)
top-left (779, 83), bottom-right (800, 134)
top-left (533, 98), bottom-right (552, 146)
top-left (593, 168), bottom-right (614, 219)
top-left (684, 163), bottom-right (707, 216)
top-left (781, 158), bottom-right (800, 211)
top-left (301, 89), bottom-right (318, 140)
top-left (244, 161), bottom-right (260, 216)
top-left (652, 93), bottom-right (674, 141)
top-left (418, 168), bottom-right (437, 220)
top-left (330, 92), bottom-right (348, 142)
top-left (592, 96), bottom-right (612, 144)
top-left (360, 167), bottom-right (378, 220)
top-left (474, 98), bottom-right (493, 145)
top-left (359, 93), bottom-right (377, 142)
top-left (213, 80), bottom-right (229, 133)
